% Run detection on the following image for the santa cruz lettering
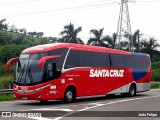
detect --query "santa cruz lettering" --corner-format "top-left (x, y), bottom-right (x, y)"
top-left (89, 69), bottom-right (124, 77)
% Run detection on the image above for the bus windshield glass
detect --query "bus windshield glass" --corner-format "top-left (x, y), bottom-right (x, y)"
top-left (15, 53), bottom-right (47, 86)
top-left (14, 48), bottom-right (68, 86)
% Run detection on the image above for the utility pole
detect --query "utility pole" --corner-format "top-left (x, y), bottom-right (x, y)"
top-left (116, 0), bottom-right (133, 52)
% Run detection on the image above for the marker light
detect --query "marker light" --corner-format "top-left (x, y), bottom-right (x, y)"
top-left (50, 85), bottom-right (56, 89)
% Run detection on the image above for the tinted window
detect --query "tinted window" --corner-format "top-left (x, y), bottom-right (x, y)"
top-left (134, 55), bottom-right (150, 69)
top-left (110, 54), bottom-right (127, 68)
top-left (84, 51), bottom-right (110, 67)
top-left (110, 53), bottom-right (150, 69)
top-left (64, 50), bottom-right (110, 69)
top-left (64, 50), bottom-right (84, 69)
top-left (48, 48), bottom-right (68, 70)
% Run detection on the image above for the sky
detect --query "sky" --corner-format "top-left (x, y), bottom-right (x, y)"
top-left (0, 0), bottom-right (160, 43)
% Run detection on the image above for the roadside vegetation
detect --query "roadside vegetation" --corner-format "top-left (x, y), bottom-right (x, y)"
top-left (151, 83), bottom-right (160, 89)
top-left (0, 18), bottom-right (160, 101)
top-left (0, 94), bottom-right (14, 101)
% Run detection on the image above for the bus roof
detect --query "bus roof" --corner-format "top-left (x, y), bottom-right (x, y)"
top-left (22, 43), bottom-right (148, 56)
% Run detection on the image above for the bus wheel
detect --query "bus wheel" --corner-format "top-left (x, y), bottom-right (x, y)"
top-left (128, 84), bottom-right (136, 97)
top-left (64, 88), bottom-right (76, 103)
top-left (106, 94), bottom-right (115, 98)
top-left (40, 100), bottom-right (48, 104)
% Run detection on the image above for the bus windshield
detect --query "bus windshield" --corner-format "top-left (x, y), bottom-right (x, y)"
top-left (15, 53), bottom-right (47, 86)
top-left (14, 48), bottom-right (68, 86)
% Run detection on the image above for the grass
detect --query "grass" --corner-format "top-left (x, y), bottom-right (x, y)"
top-left (151, 83), bottom-right (160, 89)
top-left (0, 94), bottom-right (14, 101)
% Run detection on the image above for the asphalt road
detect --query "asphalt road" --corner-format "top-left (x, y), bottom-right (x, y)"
top-left (0, 89), bottom-right (160, 120)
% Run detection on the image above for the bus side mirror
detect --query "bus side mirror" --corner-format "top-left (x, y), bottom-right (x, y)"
top-left (38, 55), bottom-right (61, 69)
top-left (6, 57), bottom-right (19, 70)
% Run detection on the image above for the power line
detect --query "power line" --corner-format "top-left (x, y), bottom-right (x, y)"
top-left (1, 2), bottom-right (117, 16)
top-left (0, 0), bottom-right (42, 5)
top-left (136, 0), bottom-right (160, 3)
top-left (26, 3), bottom-right (116, 20)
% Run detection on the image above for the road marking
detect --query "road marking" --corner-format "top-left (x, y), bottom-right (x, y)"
top-left (78, 95), bottom-right (160, 111)
top-left (21, 101), bottom-right (110, 112)
top-left (31, 108), bottom-right (73, 111)
top-left (89, 103), bottom-right (105, 106)
top-left (53, 95), bottom-right (160, 120)
top-left (53, 117), bottom-right (63, 120)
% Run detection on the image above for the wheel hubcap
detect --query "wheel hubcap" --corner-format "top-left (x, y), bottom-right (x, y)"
top-left (130, 87), bottom-right (135, 95)
top-left (66, 92), bottom-right (73, 100)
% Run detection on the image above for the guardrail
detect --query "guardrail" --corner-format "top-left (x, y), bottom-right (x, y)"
top-left (151, 82), bottom-right (160, 84)
top-left (0, 82), bottom-right (13, 94)
top-left (0, 89), bottom-right (13, 94)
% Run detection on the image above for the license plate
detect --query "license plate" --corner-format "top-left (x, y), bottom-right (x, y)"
top-left (22, 97), bottom-right (28, 100)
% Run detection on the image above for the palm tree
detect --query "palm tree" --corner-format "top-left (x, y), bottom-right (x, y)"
top-left (87, 28), bottom-right (107, 47)
top-left (112, 33), bottom-right (116, 49)
top-left (101, 33), bottom-right (117, 49)
top-left (131, 30), bottom-right (143, 52)
top-left (101, 35), bottom-right (113, 48)
top-left (141, 37), bottom-right (160, 60)
top-left (59, 23), bottom-right (84, 44)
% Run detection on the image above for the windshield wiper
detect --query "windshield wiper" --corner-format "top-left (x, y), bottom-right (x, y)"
top-left (17, 65), bottom-right (25, 83)
top-left (17, 60), bottom-right (21, 73)
top-left (28, 65), bottom-right (33, 84)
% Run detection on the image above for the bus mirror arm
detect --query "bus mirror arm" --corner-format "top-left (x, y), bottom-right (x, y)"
top-left (38, 55), bottom-right (61, 69)
top-left (6, 57), bottom-right (19, 70)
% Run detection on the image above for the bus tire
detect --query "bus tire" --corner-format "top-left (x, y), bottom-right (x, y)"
top-left (64, 88), bottom-right (76, 103)
top-left (106, 94), bottom-right (115, 98)
top-left (128, 84), bottom-right (136, 97)
top-left (40, 100), bottom-right (48, 104)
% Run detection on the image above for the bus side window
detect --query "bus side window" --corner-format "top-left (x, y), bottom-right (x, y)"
top-left (45, 63), bottom-right (55, 79)
top-left (84, 51), bottom-right (110, 68)
top-left (64, 50), bottom-right (84, 69)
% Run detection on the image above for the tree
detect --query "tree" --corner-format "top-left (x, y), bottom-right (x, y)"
top-left (9, 25), bottom-right (17, 32)
top-left (0, 44), bottom-right (27, 63)
top-left (37, 32), bottom-right (44, 38)
top-left (131, 30), bottom-right (143, 52)
top-left (101, 33), bottom-right (117, 48)
top-left (28, 32), bottom-right (34, 37)
top-left (0, 19), bottom-right (8, 30)
top-left (121, 30), bottom-right (142, 52)
top-left (59, 23), bottom-right (84, 44)
top-left (141, 37), bottom-right (160, 60)
top-left (87, 28), bottom-right (107, 47)
top-left (19, 28), bottom-right (27, 35)
top-left (112, 33), bottom-right (116, 49)
top-left (48, 37), bottom-right (58, 43)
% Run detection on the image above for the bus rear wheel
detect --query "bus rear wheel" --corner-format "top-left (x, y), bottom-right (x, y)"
top-left (105, 94), bottom-right (115, 98)
top-left (128, 84), bottom-right (136, 97)
top-left (64, 88), bottom-right (76, 103)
